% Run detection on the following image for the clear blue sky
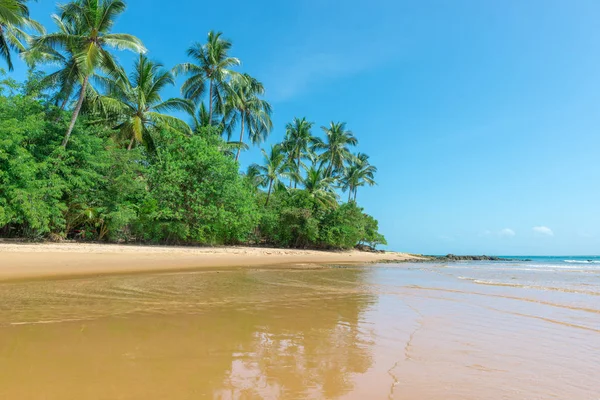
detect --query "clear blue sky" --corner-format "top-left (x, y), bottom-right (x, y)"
top-left (9, 0), bottom-right (600, 255)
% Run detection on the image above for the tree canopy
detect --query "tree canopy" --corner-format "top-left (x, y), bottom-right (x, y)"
top-left (0, 0), bottom-right (385, 250)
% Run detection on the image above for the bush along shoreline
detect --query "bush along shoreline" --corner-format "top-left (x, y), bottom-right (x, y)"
top-left (0, 0), bottom-right (386, 250)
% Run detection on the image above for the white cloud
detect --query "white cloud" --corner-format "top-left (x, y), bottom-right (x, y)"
top-left (498, 228), bottom-right (516, 238)
top-left (533, 226), bottom-right (554, 236)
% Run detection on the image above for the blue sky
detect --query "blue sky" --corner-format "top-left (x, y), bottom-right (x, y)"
top-left (9, 0), bottom-right (600, 255)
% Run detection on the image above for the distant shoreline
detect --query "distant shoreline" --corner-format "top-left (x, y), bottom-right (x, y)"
top-left (0, 242), bottom-right (424, 281)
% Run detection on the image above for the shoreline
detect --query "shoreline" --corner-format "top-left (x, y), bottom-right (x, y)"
top-left (0, 242), bottom-right (424, 281)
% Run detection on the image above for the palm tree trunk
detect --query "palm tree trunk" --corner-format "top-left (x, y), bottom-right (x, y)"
top-left (354, 189), bottom-right (357, 202)
top-left (326, 155), bottom-right (334, 177)
top-left (235, 114), bottom-right (245, 162)
top-left (62, 76), bottom-right (88, 148)
top-left (348, 189), bottom-right (352, 203)
top-left (127, 137), bottom-right (135, 151)
top-left (54, 95), bottom-right (70, 122)
top-left (208, 79), bottom-right (214, 125)
top-left (295, 155), bottom-right (300, 189)
top-left (265, 179), bottom-right (273, 206)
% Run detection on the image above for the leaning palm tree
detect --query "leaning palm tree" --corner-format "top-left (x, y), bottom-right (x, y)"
top-left (340, 153), bottom-right (377, 203)
top-left (282, 117), bottom-right (317, 188)
top-left (223, 73), bottom-right (272, 162)
top-left (302, 165), bottom-right (338, 208)
top-left (31, 0), bottom-right (145, 148)
top-left (248, 144), bottom-right (288, 206)
top-left (173, 30), bottom-right (239, 125)
top-left (0, 0), bottom-right (43, 71)
top-left (24, 15), bottom-right (84, 113)
top-left (90, 54), bottom-right (193, 151)
top-left (316, 122), bottom-right (358, 178)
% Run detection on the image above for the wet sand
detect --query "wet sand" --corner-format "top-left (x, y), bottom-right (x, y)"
top-left (0, 261), bottom-right (598, 399)
top-left (0, 243), bottom-right (420, 280)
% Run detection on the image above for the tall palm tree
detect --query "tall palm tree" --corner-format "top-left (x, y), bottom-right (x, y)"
top-left (0, 0), bottom-right (43, 71)
top-left (282, 117), bottom-right (316, 188)
top-left (317, 122), bottom-right (358, 178)
top-left (91, 54), bottom-right (193, 151)
top-left (248, 144), bottom-right (288, 206)
top-left (223, 73), bottom-right (272, 162)
top-left (32, 0), bottom-right (145, 148)
top-left (174, 30), bottom-right (239, 125)
top-left (25, 15), bottom-right (84, 113)
top-left (302, 165), bottom-right (338, 208)
top-left (341, 153), bottom-right (377, 203)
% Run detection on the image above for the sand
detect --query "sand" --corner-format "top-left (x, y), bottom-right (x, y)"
top-left (0, 242), bottom-right (422, 280)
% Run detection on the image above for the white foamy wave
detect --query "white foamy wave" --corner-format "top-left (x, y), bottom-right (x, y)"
top-left (564, 260), bottom-right (600, 264)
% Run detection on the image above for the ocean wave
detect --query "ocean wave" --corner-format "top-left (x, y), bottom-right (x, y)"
top-left (564, 260), bottom-right (600, 264)
top-left (457, 277), bottom-right (600, 295)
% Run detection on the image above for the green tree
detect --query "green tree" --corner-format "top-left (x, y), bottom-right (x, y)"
top-left (138, 132), bottom-right (258, 244)
top-left (32, 0), bottom-right (145, 148)
top-left (317, 122), bottom-right (358, 177)
top-left (248, 144), bottom-right (288, 206)
top-left (302, 165), bottom-right (337, 208)
top-left (223, 73), bottom-right (272, 162)
top-left (92, 54), bottom-right (193, 151)
top-left (341, 153), bottom-right (377, 202)
top-left (282, 117), bottom-right (316, 188)
top-left (174, 30), bottom-right (239, 125)
top-left (0, 0), bottom-right (43, 71)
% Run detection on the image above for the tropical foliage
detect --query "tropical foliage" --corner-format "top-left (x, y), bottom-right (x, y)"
top-left (0, 0), bottom-right (385, 250)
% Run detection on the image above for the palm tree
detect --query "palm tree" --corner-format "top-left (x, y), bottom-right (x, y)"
top-left (341, 153), bottom-right (377, 202)
top-left (282, 117), bottom-right (316, 188)
top-left (248, 144), bottom-right (288, 206)
top-left (191, 102), bottom-right (219, 132)
top-left (174, 30), bottom-right (239, 125)
top-left (32, 0), bottom-right (145, 148)
top-left (317, 122), bottom-right (358, 178)
top-left (0, 0), bottom-right (43, 71)
top-left (302, 165), bottom-right (338, 208)
top-left (223, 73), bottom-right (272, 162)
top-left (25, 15), bottom-right (84, 114)
top-left (91, 54), bottom-right (193, 151)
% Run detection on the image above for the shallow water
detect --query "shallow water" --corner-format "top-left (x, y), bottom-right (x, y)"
top-left (0, 262), bottom-right (598, 399)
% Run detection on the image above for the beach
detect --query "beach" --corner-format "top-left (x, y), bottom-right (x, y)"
top-left (0, 243), bottom-right (420, 280)
top-left (0, 253), bottom-right (598, 399)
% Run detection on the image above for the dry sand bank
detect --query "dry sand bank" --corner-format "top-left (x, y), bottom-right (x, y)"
top-left (0, 243), bottom-right (422, 280)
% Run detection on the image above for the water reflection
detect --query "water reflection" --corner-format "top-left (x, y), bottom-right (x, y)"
top-left (0, 268), bottom-right (377, 399)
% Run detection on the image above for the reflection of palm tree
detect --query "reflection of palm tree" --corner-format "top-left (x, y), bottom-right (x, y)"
top-left (216, 268), bottom-right (376, 399)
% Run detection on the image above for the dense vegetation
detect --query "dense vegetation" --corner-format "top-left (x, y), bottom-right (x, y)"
top-left (0, 0), bottom-right (386, 249)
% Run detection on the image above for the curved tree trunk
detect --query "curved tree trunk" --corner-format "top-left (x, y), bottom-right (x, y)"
top-left (348, 188), bottom-right (352, 203)
top-left (62, 76), bottom-right (89, 148)
top-left (235, 114), bottom-right (245, 162)
top-left (265, 179), bottom-right (273, 206)
top-left (127, 136), bottom-right (135, 151)
top-left (54, 95), bottom-right (71, 122)
top-left (208, 79), bottom-right (214, 125)
top-left (295, 155), bottom-right (300, 189)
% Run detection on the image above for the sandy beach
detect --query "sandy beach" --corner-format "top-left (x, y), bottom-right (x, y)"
top-left (0, 242), bottom-right (421, 280)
